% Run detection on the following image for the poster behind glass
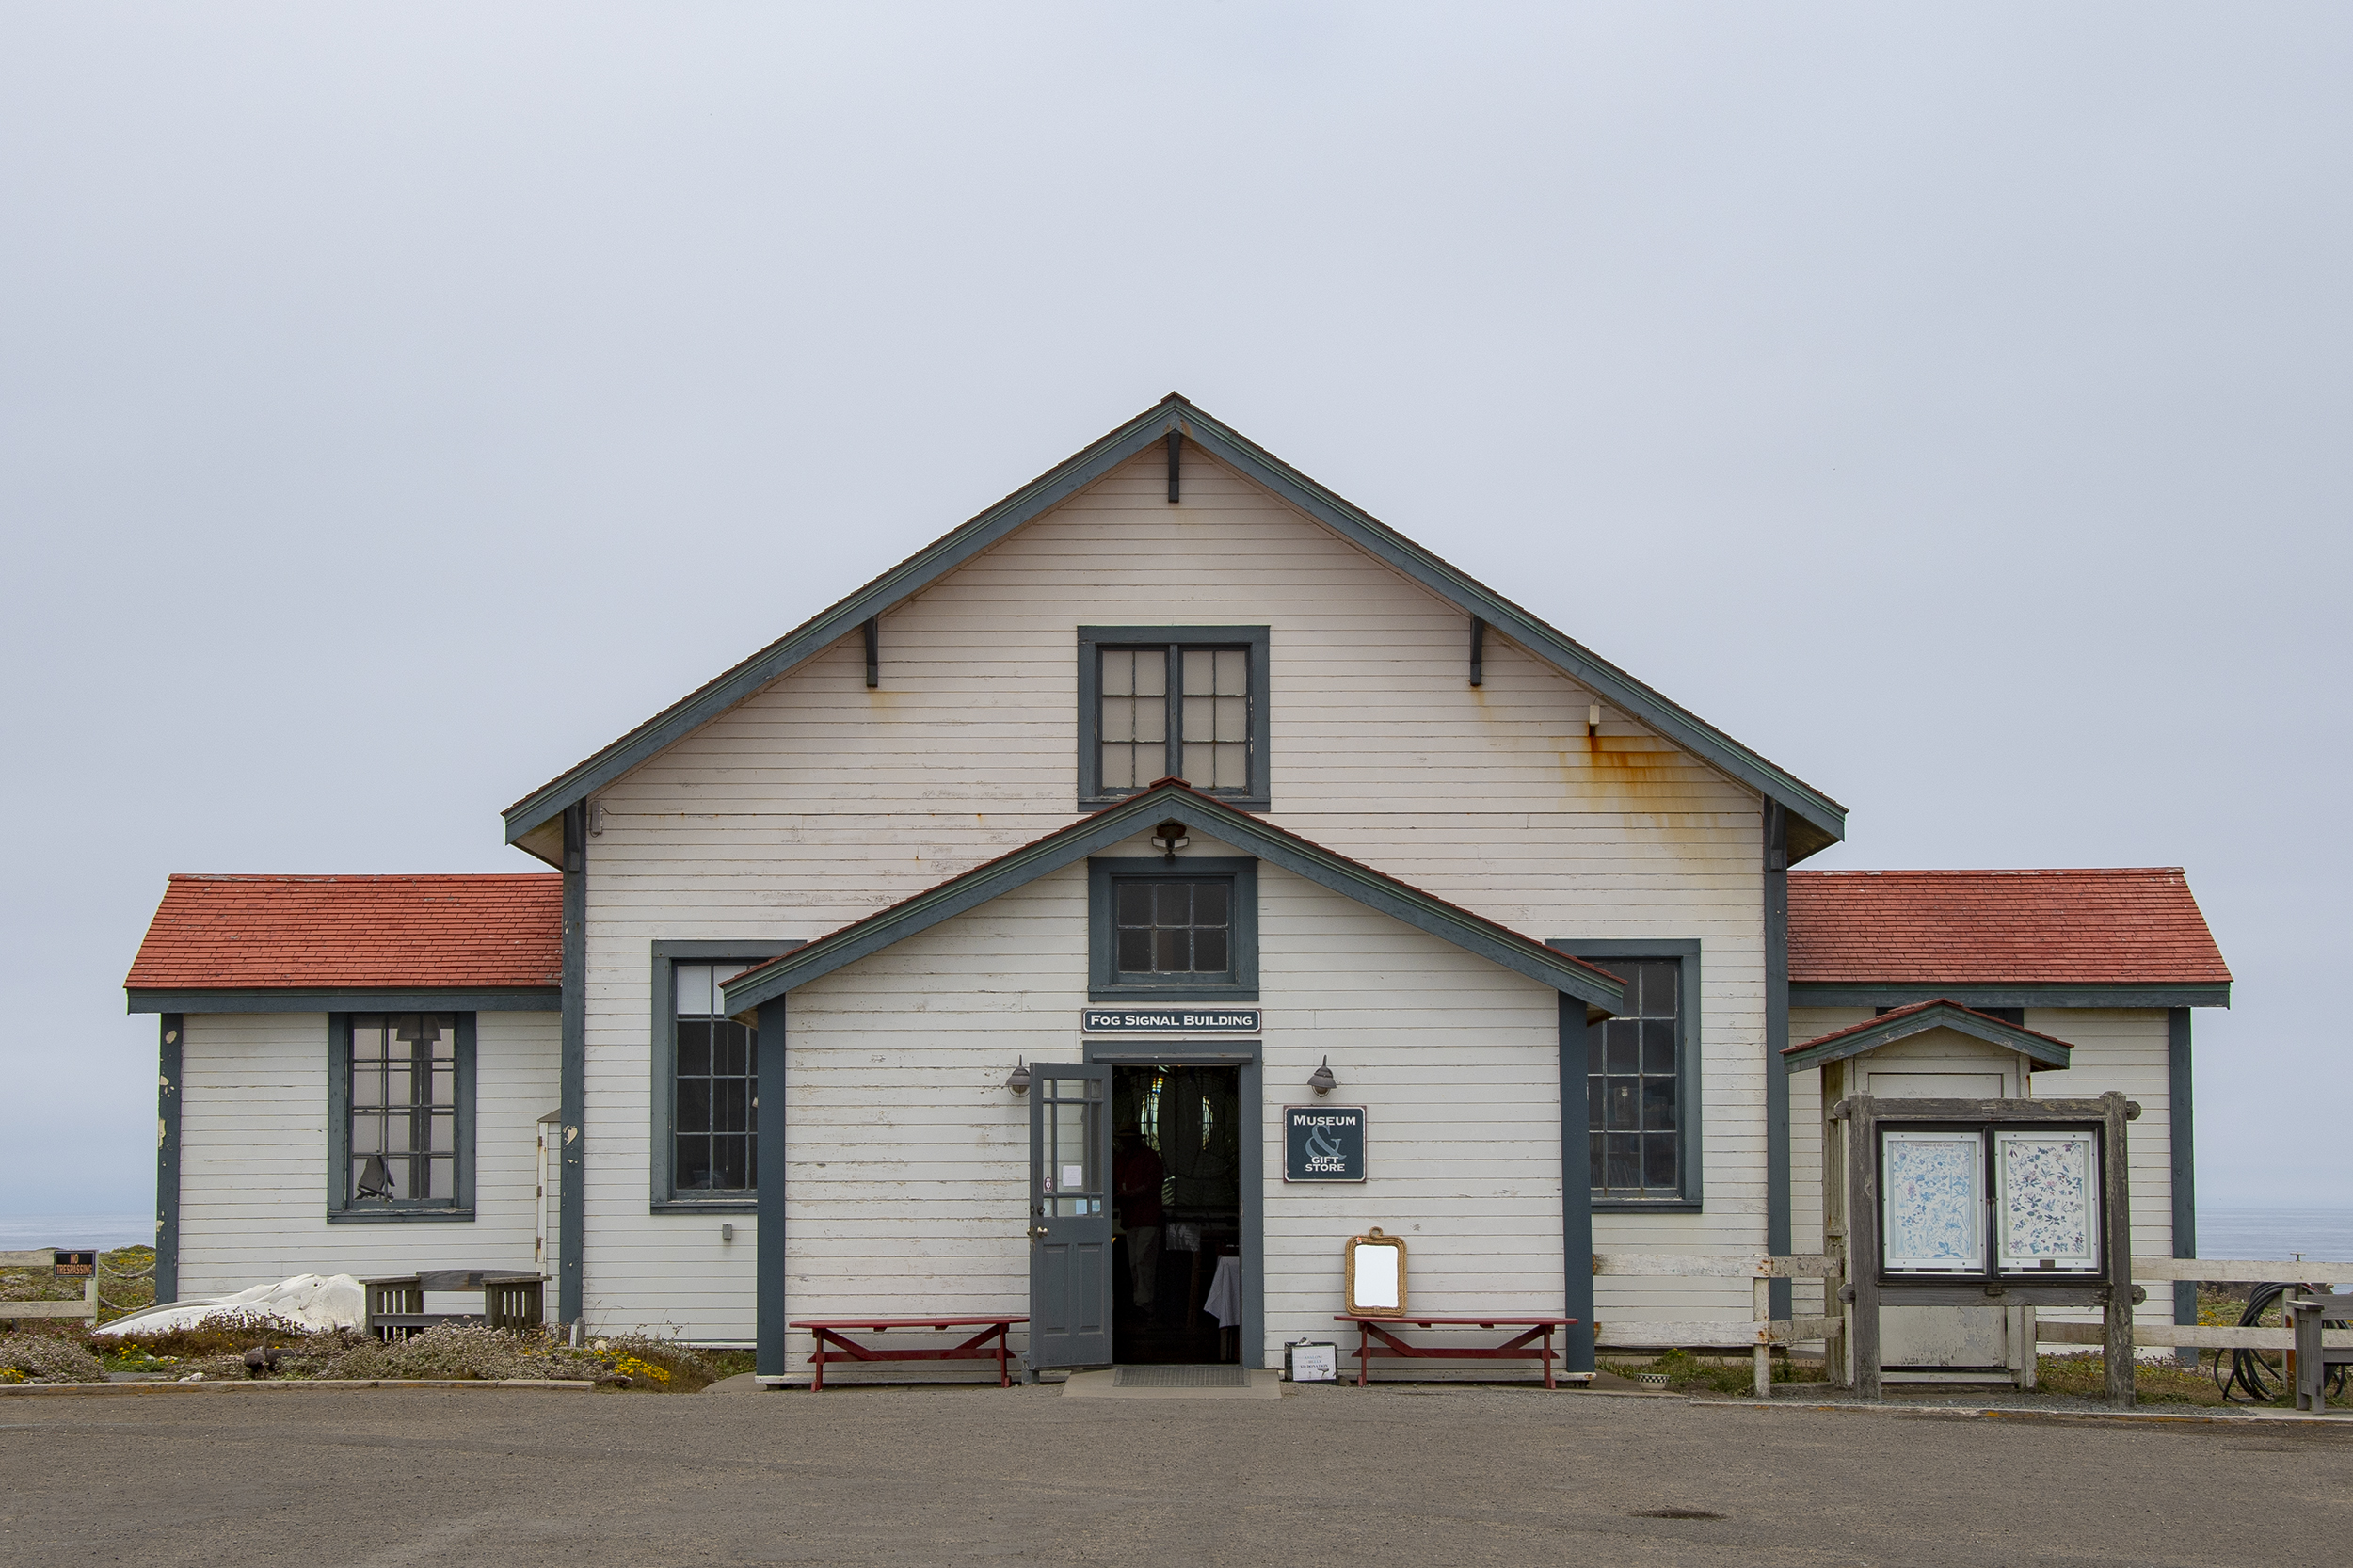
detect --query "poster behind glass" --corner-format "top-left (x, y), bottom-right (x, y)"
top-left (1881, 1130), bottom-right (1985, 1272)
top-left (1995, 1130), bottom-right (2101, 1272)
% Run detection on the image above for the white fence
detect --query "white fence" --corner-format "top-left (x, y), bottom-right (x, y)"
top-left (1591, 1253), bottom-right (2353, 1398)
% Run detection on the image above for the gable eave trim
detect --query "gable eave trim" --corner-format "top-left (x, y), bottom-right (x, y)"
top-left (719, 781), bottom-right (1624, 1016)
top-left (1780, 1000), bottom-right (2074, 1075)
top-left (504, 395), bottom-right (1846, 850)
top-left (501, 403), bottom-right (1183, 842)
top-left (1174, 415), bottom-right (1848, 852)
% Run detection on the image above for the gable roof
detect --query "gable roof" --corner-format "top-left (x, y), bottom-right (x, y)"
top-left (124, 873), bottom-right (562, 1012)
top-left (1781, 998), bottom-right (2076, 1075)
top-left (503, 393), bottom-right (1847, 860)
top-left (719, 777), bottom-right (1625, 1017)
top-left (1788, 868), bottom-right (2232, 991)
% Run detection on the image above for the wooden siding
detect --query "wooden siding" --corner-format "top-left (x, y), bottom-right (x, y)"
top-left (176, 1011), bottom-right (558, 1302)
top-left (773, 836), bottom-right (1576, 1369)
top-left (575, 443), bottom-right (1769, 1335)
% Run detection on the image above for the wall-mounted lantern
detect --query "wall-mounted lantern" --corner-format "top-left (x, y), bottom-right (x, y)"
top-left (1004, 1059), bottom-right (1032, 1095)
top-left (1151, 818), bottom-right (1191, 862)
top-left (1307, 1056), bottom-right (1337, 1096)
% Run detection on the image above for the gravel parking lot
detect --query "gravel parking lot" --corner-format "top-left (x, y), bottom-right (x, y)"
top-left (4, 1384), bottom-right (2348, 1566)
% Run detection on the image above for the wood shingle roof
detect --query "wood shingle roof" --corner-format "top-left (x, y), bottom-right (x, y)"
top-left (1787, 868), bottom-right (2231, 986)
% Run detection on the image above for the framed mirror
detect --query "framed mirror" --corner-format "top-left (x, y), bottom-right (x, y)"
top-left (1345, 1226), bottom-right (1407, 1317)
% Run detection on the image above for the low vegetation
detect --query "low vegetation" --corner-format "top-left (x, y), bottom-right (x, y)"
top-left (1603, 1348), bottom-right (1829, 1395)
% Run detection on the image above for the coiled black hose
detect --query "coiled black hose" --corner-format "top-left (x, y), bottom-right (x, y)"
top-left (2213, 1281), bottom-right (2348, 1403)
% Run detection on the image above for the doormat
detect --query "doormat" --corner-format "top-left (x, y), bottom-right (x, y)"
top-left (1114, 1365), bottom-right (1250, 1388)
top-left (1062, 1366), bottom-right (1280, 1400)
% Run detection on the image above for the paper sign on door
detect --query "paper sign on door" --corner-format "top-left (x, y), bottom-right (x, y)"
top-left (1060, 1164), bottom-right (1085, 1190)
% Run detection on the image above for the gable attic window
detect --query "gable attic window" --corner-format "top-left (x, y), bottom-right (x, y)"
top-left (1077, 627), bottom-right (1271, 810)
top-left (1088, 858), bottom-right (1259, 1002)
top-left (328, 1012), bottom-right (475, 1222)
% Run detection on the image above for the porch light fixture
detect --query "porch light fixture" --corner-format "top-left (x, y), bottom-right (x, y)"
top-left (1004, 1059), bottom-right (1032, 1095)
top-left (1151, 818), bottom-right (1191, 862)
top-left (1307, 1057), bottom-right (1337, 1096)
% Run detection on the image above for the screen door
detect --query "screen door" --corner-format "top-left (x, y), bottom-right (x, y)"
top-left (1028, 1064), bottom-right (1112, 1368)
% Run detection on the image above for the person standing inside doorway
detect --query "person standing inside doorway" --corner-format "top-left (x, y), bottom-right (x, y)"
top-left (1114, 1128), bottom-right (1164, 1309)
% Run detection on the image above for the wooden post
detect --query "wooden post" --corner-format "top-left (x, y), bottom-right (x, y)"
top-left (1753, 1272), bottom-right (1772, 1398)
top-left (2101, 1092), bottom-right (2137, 1410)
top-left (1846, 1096), bottom-right (1881, 1401)
top-left (1822, 1063), bottom-right (1849, 1387)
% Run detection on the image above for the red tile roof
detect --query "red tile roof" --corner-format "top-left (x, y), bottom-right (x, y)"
top-left (1788, 868), bottom-right (2231, 986)
top-left (125, 874), bottom-right (562, 992)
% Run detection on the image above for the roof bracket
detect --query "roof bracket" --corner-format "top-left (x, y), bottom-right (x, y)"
top-left (862, 616), bottom-right (879, 689)
top-left (1468, 616), bottom-right (1485, 687)
top-left (1166, 429), bottom-right (1181, 504)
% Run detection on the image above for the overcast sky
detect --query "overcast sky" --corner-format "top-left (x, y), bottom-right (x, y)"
top-left (4, 5), bottom-right (2345, 1227)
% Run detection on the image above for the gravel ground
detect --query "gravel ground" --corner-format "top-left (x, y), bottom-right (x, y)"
top-left (2, 1381), bottom-right (2348, 1566)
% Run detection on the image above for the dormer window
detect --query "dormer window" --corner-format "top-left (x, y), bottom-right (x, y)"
top-left (1078, 627), bottom-right (1270, 809)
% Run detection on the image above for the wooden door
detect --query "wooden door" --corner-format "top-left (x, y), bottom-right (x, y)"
top-left (1028, 1064), bottom-right (1112, 1368)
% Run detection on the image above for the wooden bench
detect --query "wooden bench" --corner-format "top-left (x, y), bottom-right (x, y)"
top-left (1334, 1314), bottom-right (1579, 1390)
top-left (362, 1272), bottom-right (545, 1339)
top-left (787, 1316), bottom-right (1027, 1390)
top-left (2289, 1292), bottom-right (2353, 1412)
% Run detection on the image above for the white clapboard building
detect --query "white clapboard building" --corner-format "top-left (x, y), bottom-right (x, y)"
top-left (125, 396), bottom-right (2233, 1380)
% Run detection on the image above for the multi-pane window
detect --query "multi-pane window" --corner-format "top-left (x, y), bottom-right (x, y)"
top-left (1113, 879), bottom-right (1232, 979)
top-left (673, 964), bottom-right (757, 1194)
top-left (347, 1013), bottom-right (459, 1207)
top-left (1096, 644), bottom-right (1253, 794)
top-left (1588, 959), bottom-right (1682, 1199)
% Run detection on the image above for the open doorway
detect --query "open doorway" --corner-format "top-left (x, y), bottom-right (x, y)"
top-left (1111, 1062), bottom-right (1242, 1365)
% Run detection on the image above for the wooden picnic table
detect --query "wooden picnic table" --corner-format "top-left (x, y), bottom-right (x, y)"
top-left (789, 1316), bottom-right (1028, 1390)
top-left (1334, 1314), bottom-right (1578, 1390)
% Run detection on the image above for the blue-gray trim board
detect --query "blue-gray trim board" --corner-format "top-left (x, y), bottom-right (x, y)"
top-left (128, 988), bottom-right (557, 1015)
top-left (754, 997), bottom-right (790, 1379)
top-left (2169, 1006), bottom-right (2197, 1361)
top-left (559, 804), bottom-right (586, 1324)
top-left (503, 395), bottom-right (1846, 859)
top-left (155, 1015), bottom-right (182, 1306)
top-left (1556, 992), bottom-right (1594, 1374)
top-left (1763, 806), bottom-right (1792, 1320)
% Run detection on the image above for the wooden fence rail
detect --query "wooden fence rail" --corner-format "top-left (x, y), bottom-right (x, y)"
top-left (1588, 1254), bottom-right (2353, 1397)
top-left (1590, 1254), bottom-right (1841, 1398)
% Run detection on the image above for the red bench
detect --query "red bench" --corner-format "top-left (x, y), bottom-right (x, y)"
top-left (1334, 1314), bottom-right (1579, 1390)
top-left (788, 1316), bottom-right (1027, 1390)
